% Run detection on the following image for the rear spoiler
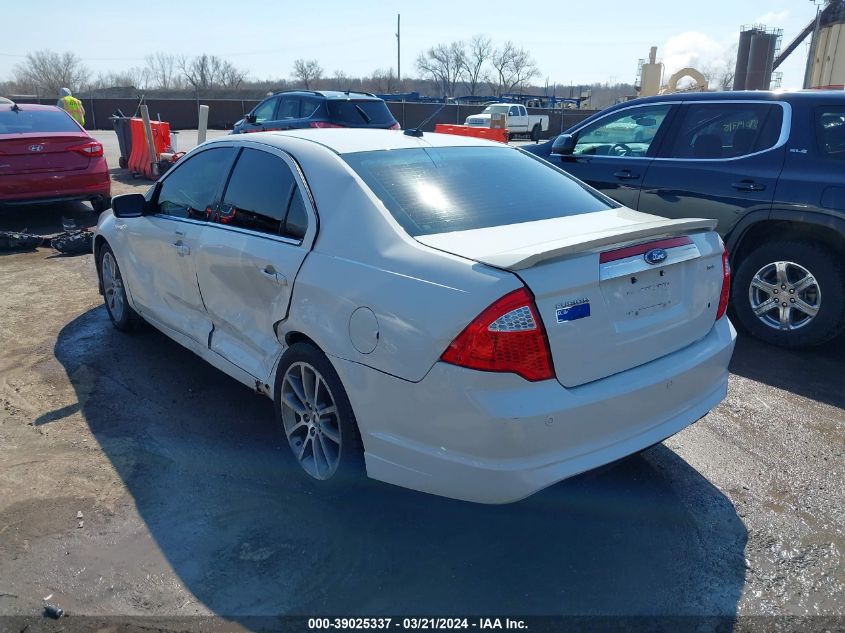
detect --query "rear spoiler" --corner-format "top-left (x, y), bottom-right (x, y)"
top-left (473, 218), bottom-right (717, 271)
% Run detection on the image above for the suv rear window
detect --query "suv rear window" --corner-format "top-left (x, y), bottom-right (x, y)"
top-left (327, 100), bottom-right (395, 126)
top-left (0, 108), bottom-right (81, 134)
top-left (343, 146), bottom-right (613, 236)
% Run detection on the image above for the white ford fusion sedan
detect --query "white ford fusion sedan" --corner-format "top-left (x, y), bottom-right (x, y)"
top-left (95, 129), bottom-right (735, 503)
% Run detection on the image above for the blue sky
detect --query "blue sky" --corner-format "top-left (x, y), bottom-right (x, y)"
top-left (0, 0), bottom-right (816, 90)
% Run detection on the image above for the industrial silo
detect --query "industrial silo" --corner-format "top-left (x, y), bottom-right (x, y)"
top-left (733, 28), bottom-right (755, 89)
top-left (746, 30), bottom-right (779, 90)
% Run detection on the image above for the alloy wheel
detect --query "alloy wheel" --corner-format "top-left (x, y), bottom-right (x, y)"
top-left (748, 260), bottom-right (820, 331)
top-left (280, 361), bottom-right (342, 480)
top-left (101, 252), bottom-right (125, 323)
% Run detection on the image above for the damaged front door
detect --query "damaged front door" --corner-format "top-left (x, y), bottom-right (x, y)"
top-left (194, 146), bottom-right (314, 383)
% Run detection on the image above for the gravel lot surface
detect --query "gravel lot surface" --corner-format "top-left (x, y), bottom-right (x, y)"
top-left (0, 137), bottom-right (842, 629)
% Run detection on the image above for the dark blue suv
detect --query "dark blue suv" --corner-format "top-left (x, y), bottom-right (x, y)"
top-left (526, 91), bottom-right (845, 349)
top-left (233, 90), bottom-right (399, 134)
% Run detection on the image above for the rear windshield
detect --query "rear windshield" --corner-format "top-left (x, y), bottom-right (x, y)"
top-left (327, 100), bottom-right (395, 126)
top-left (343, 146), bottom-right (613, 236)
top-left (0, 108), bottom-right (80, 134)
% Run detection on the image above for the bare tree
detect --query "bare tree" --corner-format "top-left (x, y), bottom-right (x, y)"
top-left (370, 68), bottom-right (397, 93)
top-left (292, 59), bottom-right (323, 89)
top-left (331, 69), bottom-right (353, 91)
top-left (179, 54), bottom-right (246, 91)
top-left (487, 41), bottom-right (539, 97)
top-left (13, 50), bottom-right (89, 96)
top-left (702, 45), bottom-right (738, 91)
top-left (145, 52), bottom-right (178, 90)
top-left (460, 35), bottom-right (493, 96)
top-left (416, 41), bottom-right (465, 97)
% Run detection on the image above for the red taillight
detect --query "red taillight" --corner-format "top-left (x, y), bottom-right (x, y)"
top-left (716, 247), bottom-right (731, 320)
top-left (390, 122), bottom-right (401, 130)
top-left (309, 121), bottom-right (344, 128)
top-left (68, 141), bottom-right (103, 157)
top-left (441, 287), bottom-right (555, 382)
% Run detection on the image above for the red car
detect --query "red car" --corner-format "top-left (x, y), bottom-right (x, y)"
top-left (0, 103), bottom-right (110, 211)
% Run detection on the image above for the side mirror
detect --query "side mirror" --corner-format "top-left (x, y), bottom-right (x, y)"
top-left (551, 133), bottom-right (577, 155)
top-left (246, 113), bottom-right (257, 124)
top-left (112, 193), bottom-right (147, 218)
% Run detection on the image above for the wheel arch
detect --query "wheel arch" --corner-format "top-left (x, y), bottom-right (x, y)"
top-left (727, 211), bottom-right (845, 268)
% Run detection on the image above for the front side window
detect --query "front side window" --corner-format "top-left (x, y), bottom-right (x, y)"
top-left (508, 106), bottom-right (519, 116)
top-left (156, 147), bottom-right (234, 220)
top-left (816, 107), bottom-right (845, 159)
top-left (343, 146), bottom-right (613, 237)
top-left (574, 105), bottom-right (672, 157)
top-left (666, 103), bottom-right (784, 159)
top-left (217, 148), bottom-right (307, 239)
top-left (252, 98), bottom-right (277, 124)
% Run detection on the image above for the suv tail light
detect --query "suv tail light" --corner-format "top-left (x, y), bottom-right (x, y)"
top-left (390, 122), bottom-right (401, 130)
top-left (309, 121), bottom-right (343, 128)
top-left (68, 141), bottom-right (103, 157)
top-left (441, 287), bottom-right (554, 382)
top-left (716, 247), bottom-right (731, 320)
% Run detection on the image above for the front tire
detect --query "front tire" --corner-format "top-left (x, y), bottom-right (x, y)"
top-left (274, 342), bottom-right (364, 486)
top-left (732, 240), bottom-right (845, 348)
top-left (99, 244), bottom-right (141, 331)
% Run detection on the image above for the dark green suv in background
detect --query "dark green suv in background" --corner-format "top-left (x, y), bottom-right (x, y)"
top-left (528, 91), bottom-right (845, 349)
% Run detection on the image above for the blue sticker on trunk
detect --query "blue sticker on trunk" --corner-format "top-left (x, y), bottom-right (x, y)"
top-left (556, 301), bottom-right (590, 323)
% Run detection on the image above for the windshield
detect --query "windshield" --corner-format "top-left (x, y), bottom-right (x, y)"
top-left (0, 108), bottom-right (80, 134)
top-left (343, 146), bottom-right (613, 236)
top-left (482, 105), bottom-right (510, 115)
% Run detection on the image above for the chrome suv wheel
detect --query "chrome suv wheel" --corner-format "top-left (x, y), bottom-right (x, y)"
top-left (733, 240), bottom-right (845, 348)
top-left (749, 260), bottom-right (820, 331)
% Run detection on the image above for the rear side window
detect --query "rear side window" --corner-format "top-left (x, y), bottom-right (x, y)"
top-left (327, 100), bottom-right (395, 125)
top-left (0, 108), bottom-right (80, 133)
top-left (666, 103), bottom-right (783, 159)
top-left (218, 148), bottom-right (308, 240)
top-left (278, 96), bottom-right (300, 120)
top-left (343, 146), bottom-right (612, 237)
top-left (300, 96), bottom-right (323, 118)
top-left (156, 147), bottom-right (235, 219)
top-left (816, 107), bottom-right (845, 158)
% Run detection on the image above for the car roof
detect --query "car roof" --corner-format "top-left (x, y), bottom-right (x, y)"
top-left (272, 90), bottom-right (380, 100)
top-left (619, 89), bottom-right (845, 106)
top-left (211, 128), bottom-right (502, 155)
top-left (1, 103), bottom-right (62, 111)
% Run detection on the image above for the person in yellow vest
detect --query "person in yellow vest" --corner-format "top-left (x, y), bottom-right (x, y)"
top-left (57, 88), bottom-right (85, 126)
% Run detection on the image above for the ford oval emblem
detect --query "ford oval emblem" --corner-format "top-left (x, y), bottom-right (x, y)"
top-left (27, 144), bottom-right (44, 152)
top-left (644, 248), bottom-right (668, 265)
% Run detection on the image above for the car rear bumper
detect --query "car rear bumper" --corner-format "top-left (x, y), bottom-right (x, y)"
top-left (333, 317), bottom-right (736, 504)
top-left (0, 161), bottom-right (110, 205)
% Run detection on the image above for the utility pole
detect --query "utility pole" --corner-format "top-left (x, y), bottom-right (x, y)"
top-left (396, 14), bottom-right (401, 84)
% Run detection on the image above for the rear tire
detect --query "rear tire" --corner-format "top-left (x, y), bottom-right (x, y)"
top-left (531, 123), bottom-right (541, 142)
top-left (98, 244), bottom-right (141, 332)
top-left (91, 196), bottom-right (111, 213)
top-left (274, 342), bottom-right (364, 488)
top-left (731, 240), bottom-right (845, 348)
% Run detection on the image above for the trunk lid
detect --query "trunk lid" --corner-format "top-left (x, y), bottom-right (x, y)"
top-left (417, 209), bottom-right (724, 387)
top-left (0, 133), bottom-right (91, 174)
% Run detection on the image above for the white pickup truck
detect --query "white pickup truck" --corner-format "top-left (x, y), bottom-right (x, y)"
top-left (465, 104), bottom-right (550, 141)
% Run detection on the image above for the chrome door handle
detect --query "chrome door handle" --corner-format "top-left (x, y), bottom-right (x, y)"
top-left (731, 180), bottom-right (766, 192)
top-left (173, 241), bottom-right (190, 256)
top-left (261, 265), bottom-right (288, 286)
top-left (613, 170), bottom-right (640, 180)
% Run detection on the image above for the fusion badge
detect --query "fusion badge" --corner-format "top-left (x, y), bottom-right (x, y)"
top-left (556, 298), bottom-right (590, 323)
